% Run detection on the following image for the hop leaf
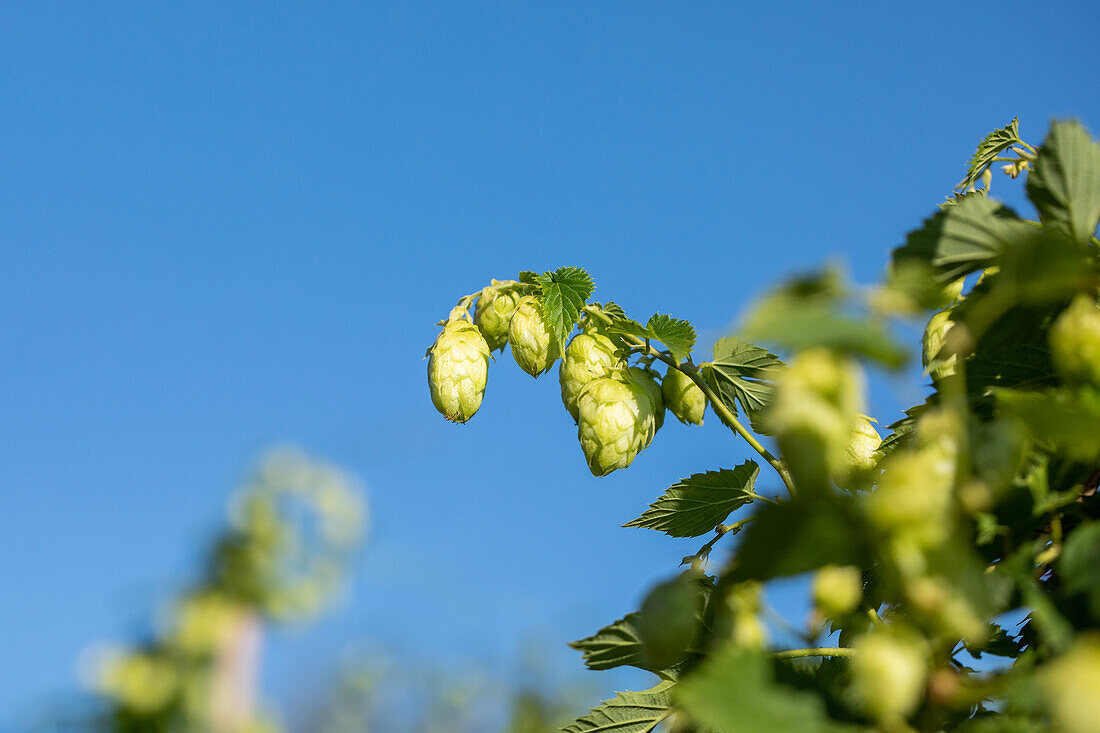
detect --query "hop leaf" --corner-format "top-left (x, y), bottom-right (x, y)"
top-left (646, 314), bottom-right (696, 363)
top-left (958, 118), bottom-right (1023, 193)
top-left (534, 266), bottom-right (595, 351)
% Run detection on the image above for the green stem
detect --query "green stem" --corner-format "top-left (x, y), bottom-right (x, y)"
top-left (773, 647), bottom-right (855, 660)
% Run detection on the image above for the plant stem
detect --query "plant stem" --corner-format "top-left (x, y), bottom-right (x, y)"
top-left (685, 516), bottom-right (756, 566)
top-left (773, 647), bottom-right (855, 660)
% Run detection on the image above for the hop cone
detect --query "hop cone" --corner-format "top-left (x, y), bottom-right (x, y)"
top-left (509, 296), bottom-right (560, 377)
top-left (922, 309), bottom-right (957, 381)
top-left (559, 331), bottom-right (623, 422)
top-left (1051, 293), bottom-right (1100, 388)
top-left (576, 375), bottom-right (656, 476)
top-left (661, 368), bottom-right (706, 425)
top-left (427, 319), bottom-right (490, 423)
top-left (628, 366), bottom-right (664, 439)
top-left (474, 285), bottom-right (521, 352)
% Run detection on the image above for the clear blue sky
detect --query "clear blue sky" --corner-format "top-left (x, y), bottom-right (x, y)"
top-left (2, 2), bottom-right (1099, 728)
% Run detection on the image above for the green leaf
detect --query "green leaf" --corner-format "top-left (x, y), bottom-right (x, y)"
top-left (518, 270), bottom-right (539, 284)
top-left (561, 681), bottom-right (674, 733)
top-left (939, 189), bottom-right (988, 210)
top-left (646, 314), bottom-right (696, 362)
top-left (605, 316), bottom-right (651, 342)
top-left (892, 195), bottom-right (1033, 283)
top-left (624, 462), bottom-right (760, 538)
top-left (740, 274), bottom-right (907, 368)
top-left (535, 267), bottom-right (595, 350)
top-left (568, 613), bottom-right (651, 672)
top-left (995, 387), bottom-right (1100, 462)
top-left (878, 403), bottom-right (928, 456)
top-left (730, 496), bottom-right (866, 583)
top-left (707, 338), bottom-right (783, 420)
top-left (635, 570), bottom-right (713, 670)
top-left (994, 229), bottom-right (1095, 305)
top-left (998, 543), bottom-right (1074, 652)
top-left (598, 301), bottom-right (627, 320)
top-left (958, 118), bottom-right (1022, 192)
top-left (1026, 119), bottom-right (1100, 243)
top-left (1058, 520), bottom-right (1100, 619)
top-left (677, 646), bottom-right (860, 733)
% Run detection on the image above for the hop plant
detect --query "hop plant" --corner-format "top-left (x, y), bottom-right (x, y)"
top-left (661, 367), bottom-right (706, 425)
top-left (1050, 293), bottom-right (1100, 388)
top-left (509, 296), bottom-right (560, 377)
top-left (427, 317), bottom-right (491, 423)
top-left (419, 120), bottom-right (1100, 733)
top-left (559, 330), bottom-right (624, 422)
top-left (576, 374), bottom-right (657, 476)
top-left (474, 283), bottom-right (522, 352)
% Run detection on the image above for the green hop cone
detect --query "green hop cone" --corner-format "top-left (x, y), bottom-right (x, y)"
top-left (427, 318), bottom-right (491, 423)
top-left (851, 632), bottom-right (927, 724)
top-left (661, 367), bottom-right (706, 425)
top-left (835, 415), bottom-right (881, 490)
top-left (628, 366), bottom-right (664, 439)
top-left (866, 410), bottom-right (958, 549)
top-left (1038, 634), bottom-right (1100, 733)
top-left (1051, 293), bottom-right (1100, 388)
top-left (575, 375), bottom-right (656, 476)
top-left (922, 309), bottom-right (957, 381)
top-left (559, 331), bottom-right (623, 422)
top-left (508, 296), bottom-right (560, 377)
top-left (474, 285), bottom-right (522, 352)
top-left (765, 349), bottom-right (865, 491)
top-left (812, 565), bottom-right (862, 617)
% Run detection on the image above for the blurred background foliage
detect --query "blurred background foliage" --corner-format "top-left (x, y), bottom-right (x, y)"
top-left (68, 451), bottom-right (585, 733)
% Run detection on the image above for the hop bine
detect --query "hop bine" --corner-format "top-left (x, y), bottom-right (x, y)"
top-left (427, 316), bottom-right (491, 423)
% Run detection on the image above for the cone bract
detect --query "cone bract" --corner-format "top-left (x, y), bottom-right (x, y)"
top-left (662, 367), bottom-right (706, 425)
top-left (576, 375), bottom-right (655, 476)
top-left (427, 319), bottom-right (491, 423)
top-left (509, 296), bottom-right (560, 377)
top-left (474, 285), bottom-right (521, 352)
top-left (559, 331), bottom-right (623, 421)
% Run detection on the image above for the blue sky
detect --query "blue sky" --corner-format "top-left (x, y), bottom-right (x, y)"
top-left (2, 1), bottom-right (1099, 728)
